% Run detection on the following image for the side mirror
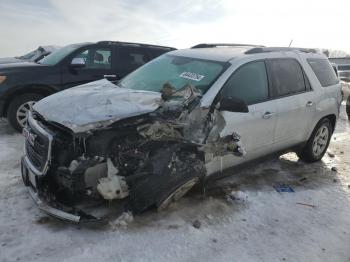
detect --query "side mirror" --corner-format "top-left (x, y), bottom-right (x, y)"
top-left (219, 97), bottom-right (249, 113)
top-left (70, 57), bottom-right (86, 68)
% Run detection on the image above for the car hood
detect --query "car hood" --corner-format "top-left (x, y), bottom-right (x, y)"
top-left (33, 79), bottom-right (163, 133)
top-left (0, 61), bottom-right (45, 70)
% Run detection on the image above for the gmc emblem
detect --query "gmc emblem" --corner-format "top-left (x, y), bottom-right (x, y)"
top-left (22, 128), bottom-right (36, 147)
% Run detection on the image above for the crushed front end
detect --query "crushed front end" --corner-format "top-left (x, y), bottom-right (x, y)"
top-left (21, 85), bottom-right (245, 223)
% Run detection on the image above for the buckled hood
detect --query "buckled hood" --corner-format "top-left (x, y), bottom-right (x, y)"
top-left (33, 79), bottom-right (162, 133)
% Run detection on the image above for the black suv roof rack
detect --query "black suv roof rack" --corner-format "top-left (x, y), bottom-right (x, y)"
top-left (96, 41), bottom-right (175, 50)
top-left (245, 47), bottom-right (319, 54)
top-left (191, 43), bottom-right (264, 49)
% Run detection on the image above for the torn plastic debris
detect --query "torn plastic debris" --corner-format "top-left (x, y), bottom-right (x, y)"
top-left (97, 158), bottom-right (129, 200)
top-left (109, 211), bottom-right (134, 229)
top-left (226, 190), bottom-right (248, 204)
top-left (201, 132), bottom-right (246, 157)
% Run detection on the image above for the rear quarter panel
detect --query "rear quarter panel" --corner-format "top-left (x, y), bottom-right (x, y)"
top-left (299, 55), bottom-right (341, 137)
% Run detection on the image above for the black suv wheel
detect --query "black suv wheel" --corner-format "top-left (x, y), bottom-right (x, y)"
top-left (7, 93), bottom-right (44, 132)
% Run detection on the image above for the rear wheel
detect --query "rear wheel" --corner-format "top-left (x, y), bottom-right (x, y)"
top-left (7, 93), bottom-right (44, 132)
top-left (297, 118), bottom-right (332, 162)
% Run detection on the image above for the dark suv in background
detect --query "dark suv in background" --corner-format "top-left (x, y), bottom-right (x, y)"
top-left (0, 41), bottom-right (175, 131)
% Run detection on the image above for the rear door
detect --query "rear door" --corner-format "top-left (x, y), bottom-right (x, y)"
top-left (267, 58), bottom-right (316, 149)
top-left (116, 46), bottom-right (151, 78)
top-left (218, 60), bottom-right (278, 170)
top-left (61, 45), bottom-right (116, 89)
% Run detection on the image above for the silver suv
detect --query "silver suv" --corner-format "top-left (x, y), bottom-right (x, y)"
top-left (21, 44), bottom-right (342, 222)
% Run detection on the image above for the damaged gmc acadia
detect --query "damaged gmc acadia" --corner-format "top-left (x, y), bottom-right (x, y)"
top-left (21, 44), bottom-right (341, 222)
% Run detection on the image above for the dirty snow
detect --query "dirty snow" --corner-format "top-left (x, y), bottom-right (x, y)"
top-left (0, 106), bottom-right (350, 262)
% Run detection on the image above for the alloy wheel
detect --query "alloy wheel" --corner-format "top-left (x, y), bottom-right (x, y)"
top-left (16, 101), bottom-right (36, 128)
top-left (312, 125), bottom-right (329, 157)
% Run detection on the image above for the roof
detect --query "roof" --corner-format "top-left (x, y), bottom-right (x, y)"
top-left (169, 47), bottom-right (253, 62)
top-left (169, 45), bottom-right (326, 62)
top-left (96, 41), bottom-right (175, 50)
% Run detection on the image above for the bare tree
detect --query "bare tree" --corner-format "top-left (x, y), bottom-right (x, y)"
top-left (325, 49), bottom-right (350, 58)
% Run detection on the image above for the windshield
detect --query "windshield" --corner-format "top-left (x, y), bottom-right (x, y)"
top-left (39, 44), bottom-right (81, 65)
top-left (119, 55), bottom-right (227, 95)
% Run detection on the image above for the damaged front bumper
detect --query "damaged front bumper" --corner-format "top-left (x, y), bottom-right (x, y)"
top-left (28, 187), bottom-right (81, 223)
top-left (21, 157), bottom-right (102, 223)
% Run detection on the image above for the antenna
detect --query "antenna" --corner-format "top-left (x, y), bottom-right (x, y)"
top-left (288, 40), bottom-right (293, 47)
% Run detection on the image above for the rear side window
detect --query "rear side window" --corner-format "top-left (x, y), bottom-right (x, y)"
top-left (119, 47), bottom-right (150, 71)
top-left (221, 61), bottom-right (269, 105)
top-left (307, 58), bottom-right (339, 87)
top-left (148, 48), bottom-right (171, 59)
top-left (269, 59), bottom-right (306, 97)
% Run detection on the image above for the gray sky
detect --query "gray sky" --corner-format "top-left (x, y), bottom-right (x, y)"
top-left (0, 0), bottom-right (349, 57)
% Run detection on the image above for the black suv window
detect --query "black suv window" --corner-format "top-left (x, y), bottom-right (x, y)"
top-left (269, 59), bottom-right (306, 97)
top-left (73, 47), bottom-right (112, 69)
top-left (308, 58), bottom-right (339, 87)
top-left (148, 48), bottom-right (170, 59)
top-left (221, 61), bottom-right (269, 105)
top-left (119, 47), bottom-right (150, 71)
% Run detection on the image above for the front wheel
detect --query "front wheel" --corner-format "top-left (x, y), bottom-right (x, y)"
top-left (7, 93), bottom-right (44, 132)
top-left (157, 177), bottom-right (199, 211)
top-left (297, 118), bottom-right (332, 162)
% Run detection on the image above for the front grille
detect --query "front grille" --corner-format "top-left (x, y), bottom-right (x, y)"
top-left (24, 113), bottom-right (53, 174)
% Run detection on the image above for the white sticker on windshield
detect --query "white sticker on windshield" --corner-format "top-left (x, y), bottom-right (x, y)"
top-left (180, 72), bottom-right (205, 82)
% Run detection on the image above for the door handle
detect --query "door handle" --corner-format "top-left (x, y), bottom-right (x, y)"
top-left (103, 74), bottom-right (117, 78)
top-left (262, 112), bottom-right (274, 119)
top-left (306, 101), bottom-right (313, 107)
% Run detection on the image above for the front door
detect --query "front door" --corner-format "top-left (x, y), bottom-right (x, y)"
top-left (215, 60), bottom-right (278, 172)
top-left (61, 46), bottom-right (116, 89)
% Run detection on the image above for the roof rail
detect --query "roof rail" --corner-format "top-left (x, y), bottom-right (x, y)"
top-left (96, 41), bottom-right (176, 50)
top-left (245, 47), bottom-right (320, 54)
top-left (329, 57), bottom-right (350, 59)
top-left (191, 43), bottom-right (264, 49)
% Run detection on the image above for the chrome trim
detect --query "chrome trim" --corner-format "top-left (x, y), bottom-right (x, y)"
top-left (28, 187), bottom-right (81, 223)
top-left (24, 112), bottom-right (53, 176)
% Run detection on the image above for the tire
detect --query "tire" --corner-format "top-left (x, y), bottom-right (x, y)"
top-left (7, 93), bottom-right (45, 132)
top-left (297, 118), bottom-right (332, 162)
top-left (157, 177), bottom-right (199, 211)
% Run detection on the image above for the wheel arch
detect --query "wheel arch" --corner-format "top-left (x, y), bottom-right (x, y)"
top-left (3, 84), bottom-right (58, 117)
top-left (321, 114), bottom-right (336, 132)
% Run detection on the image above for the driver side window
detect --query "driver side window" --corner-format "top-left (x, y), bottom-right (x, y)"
top-left (72, 48), bottom-right (112, 69)
top-left (221, 61), bottom-right (269, 105)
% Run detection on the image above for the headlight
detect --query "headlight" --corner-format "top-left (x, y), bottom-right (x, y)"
top-left (0, 75), bottom-right (6, 84)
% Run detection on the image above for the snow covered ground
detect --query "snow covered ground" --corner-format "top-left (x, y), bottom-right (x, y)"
top-left (0, 106), bottom-right (349, 262)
